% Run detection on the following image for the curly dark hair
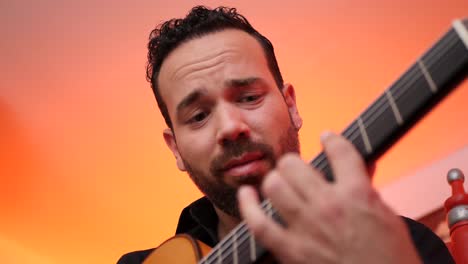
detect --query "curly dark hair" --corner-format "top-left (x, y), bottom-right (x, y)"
top-left (146, 5), bottom-right (284, 129)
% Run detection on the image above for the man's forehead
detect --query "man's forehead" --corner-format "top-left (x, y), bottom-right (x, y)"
top-left (158, 29), bottom-right (268, 108)
top-left (160, 29), bottom-right (264, 80)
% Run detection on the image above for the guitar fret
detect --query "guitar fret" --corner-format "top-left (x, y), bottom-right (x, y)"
top-left (233, 232), bottom-right (238, 264)
top-left (417, 59), bottom-right (438, 93)
top-left (384, 90), bottom-right (403, 125)
top-left (357, 117), bottom-right (372, 154)
top-left (453, 20), bottom-right (468, 49)
top-left (249, 234), bottom-right (256, 261)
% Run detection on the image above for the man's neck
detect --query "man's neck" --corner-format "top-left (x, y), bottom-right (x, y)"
top-left (213, 206), bottom-right (241, 240)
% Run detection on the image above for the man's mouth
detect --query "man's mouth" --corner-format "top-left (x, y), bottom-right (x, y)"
top-left (222, 152), bottom-right (267, 177)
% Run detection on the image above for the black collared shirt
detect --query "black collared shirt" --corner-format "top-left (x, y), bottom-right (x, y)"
top-left (117, 197), bottom-right (454, 263)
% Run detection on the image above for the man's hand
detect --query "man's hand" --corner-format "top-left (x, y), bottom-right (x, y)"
top-left (238, 132), bottom-right (421, 264)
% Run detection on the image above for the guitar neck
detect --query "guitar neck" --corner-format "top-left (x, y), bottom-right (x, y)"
top-left (199, 18), bottom-right (468, 264)
top-left (316, 18), bottom-right (468, 181)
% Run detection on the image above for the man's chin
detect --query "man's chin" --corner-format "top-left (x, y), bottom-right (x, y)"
top-left (230, 173), bottom-right (264, 188)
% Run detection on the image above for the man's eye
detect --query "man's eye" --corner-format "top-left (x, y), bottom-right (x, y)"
top-left (189, 112), bottom-right (208, 123)
top-left (238, 94), bottom-right (260, 103)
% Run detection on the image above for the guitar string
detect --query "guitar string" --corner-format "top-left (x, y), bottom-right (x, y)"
top-left (200, 207), bottom-right (263, 264)
top-left (200, 29), bottom-right (461, 264)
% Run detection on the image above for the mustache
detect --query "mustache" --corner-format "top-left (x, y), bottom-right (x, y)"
top-left (210, 138), bottom-right (276, 177)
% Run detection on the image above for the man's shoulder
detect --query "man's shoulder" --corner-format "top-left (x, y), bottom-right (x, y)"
top-left (116, 248), bottom-right (155, 264)
top-left (116, 197), bottom-right (214, 264)
top-left (401, 216), bottom-right (455, 263)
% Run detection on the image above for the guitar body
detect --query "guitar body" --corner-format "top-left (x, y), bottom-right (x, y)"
top-left (143, 234), bottom-right (276, 264)
top-left (143, 234), bottom-right (211, 264)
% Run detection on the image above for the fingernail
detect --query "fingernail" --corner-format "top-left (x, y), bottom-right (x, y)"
top-left (238, 186), bottom-right (247, 196)
top-left (320, 130), bottom-right (333, 142)
top-left (238, 185), bottom-right (251, 197)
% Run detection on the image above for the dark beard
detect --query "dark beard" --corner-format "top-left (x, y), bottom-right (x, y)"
top-left (183, 123), bottom-right (300, 219)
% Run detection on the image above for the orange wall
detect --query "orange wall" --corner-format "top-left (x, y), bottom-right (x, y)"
top-left (1, 0), bottom-right (468, 263)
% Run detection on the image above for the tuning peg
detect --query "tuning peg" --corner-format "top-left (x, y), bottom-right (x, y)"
top-left (447, 168), bottom-right (465, 184)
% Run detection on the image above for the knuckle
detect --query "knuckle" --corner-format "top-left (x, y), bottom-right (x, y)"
top-left (360, 187), bottom-right (381, 206)
top-left (320, 199), bottom-right (345, 222)
top-left (344, 187), bottom-right (383, 217)
top-left (345, 183), bottom-right (376, 202)
top-left (311, 194), bottom-right (346, 225)
top-left (282, 204), bottom-right (302, 220)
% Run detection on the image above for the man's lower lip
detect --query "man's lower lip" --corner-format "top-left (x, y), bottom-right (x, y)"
top-left (224, 159), bottom-right (265, 177)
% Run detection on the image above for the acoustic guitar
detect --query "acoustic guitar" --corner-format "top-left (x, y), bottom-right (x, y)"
top-left (143, 18), bottom-right (468, 264)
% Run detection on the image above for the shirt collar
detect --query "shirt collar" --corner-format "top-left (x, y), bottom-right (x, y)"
top-left (175, 196), bottom-right (219, 247)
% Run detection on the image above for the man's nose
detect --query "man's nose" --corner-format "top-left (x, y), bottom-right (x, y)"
top-left (216, 104), bottom-right (250, 146)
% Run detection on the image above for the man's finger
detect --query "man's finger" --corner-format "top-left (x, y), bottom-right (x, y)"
top-left (238, 186), bottom-right (291, 260)
top-left (275, 153), bottom-right (327, 202)
top-left (320, 131), bottom-right (370, 190)
top-left (261, 170), bottom-right (305, 224)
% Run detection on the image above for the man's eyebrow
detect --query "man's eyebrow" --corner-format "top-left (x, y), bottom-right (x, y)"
top-left (176, 89), bottom-right (207, 114)
top-left (224, 77), bottom-right (262, 88)
top-left (175, 78), bottom-right (264, 115)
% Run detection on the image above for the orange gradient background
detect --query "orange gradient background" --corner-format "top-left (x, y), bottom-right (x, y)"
top-left (1, 0), bottom-right (468, 263)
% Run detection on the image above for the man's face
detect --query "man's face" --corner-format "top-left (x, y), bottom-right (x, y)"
top-left (159, 29), bottom-right (302, 218)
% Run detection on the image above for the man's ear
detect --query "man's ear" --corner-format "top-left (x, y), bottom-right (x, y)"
top-left (282, 83), bottom-right (302, 130)
top-left (163, 128), bottom-right (186, 171)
